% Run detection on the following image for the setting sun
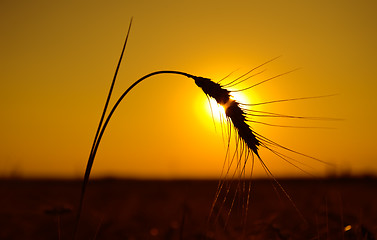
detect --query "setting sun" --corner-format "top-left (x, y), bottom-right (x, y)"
top-left (205, 90), bottom-right (251, 122)
top-left (229, 91), bottom-right (250, 106)
top-left (205, 98), bottom-right (225, 122)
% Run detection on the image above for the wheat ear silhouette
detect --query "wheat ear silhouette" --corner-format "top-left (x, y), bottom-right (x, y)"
top-left (75, 18), bottom-right (335, 237)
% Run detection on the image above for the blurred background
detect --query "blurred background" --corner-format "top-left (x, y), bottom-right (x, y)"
top-left (1, 0), bottom-right (376, 179)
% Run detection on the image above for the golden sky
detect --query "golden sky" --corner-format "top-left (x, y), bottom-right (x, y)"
top-left (1, 0), bottom-right (376, 179)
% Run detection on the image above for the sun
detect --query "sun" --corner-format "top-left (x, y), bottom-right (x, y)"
top-left (205, 91), bottom-right (250, 122)
top-left (206, 98), bottom-right (226, 121)
top-left (229, 91), bottom-right (250, 106)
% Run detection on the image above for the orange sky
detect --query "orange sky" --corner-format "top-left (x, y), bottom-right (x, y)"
top-left (1, 0), bottom-right (376, 179)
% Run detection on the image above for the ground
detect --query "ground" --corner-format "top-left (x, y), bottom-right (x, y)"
top-left (0, 178), bottom-right (376, 239)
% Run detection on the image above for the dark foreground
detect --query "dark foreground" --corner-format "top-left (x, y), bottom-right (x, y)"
top-left (0, 178), bottom-right (376, 240)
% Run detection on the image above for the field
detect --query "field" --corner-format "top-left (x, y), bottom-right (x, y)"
top-left (0, 177), bottom-right (376, 239)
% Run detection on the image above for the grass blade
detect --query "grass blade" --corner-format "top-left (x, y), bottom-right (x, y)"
top-left (74, 18), bottom-right (133, 238)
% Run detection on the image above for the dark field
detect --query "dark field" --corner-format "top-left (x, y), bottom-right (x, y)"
top-left (0, 178), bottom-right (376, 240)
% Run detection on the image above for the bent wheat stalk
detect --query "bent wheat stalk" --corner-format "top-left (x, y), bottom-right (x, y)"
top-left (76, 70), bottom-right (261, 233)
